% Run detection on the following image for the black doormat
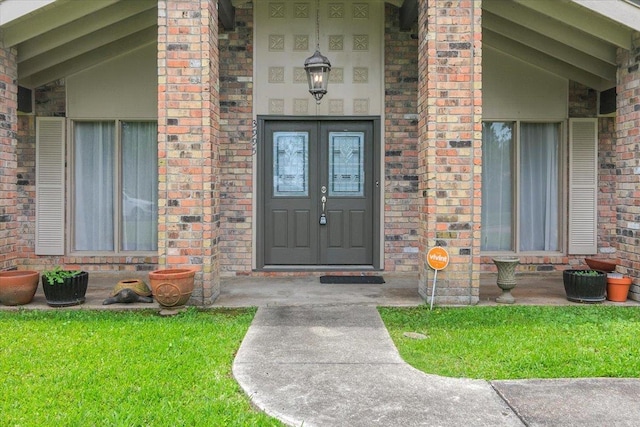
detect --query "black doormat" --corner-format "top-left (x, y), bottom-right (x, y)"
top-left (319, 275), bottom-right (385, 284)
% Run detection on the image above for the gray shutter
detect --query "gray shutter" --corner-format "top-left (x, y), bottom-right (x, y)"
top-left (568, 118), bottom-right (598, 255)
top-left (35, 117), bottom-right (65, 255)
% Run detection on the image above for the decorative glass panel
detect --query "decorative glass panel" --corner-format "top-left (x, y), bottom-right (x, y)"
top-left (273, 132), bottom-right (309, 196)
top-left (329, 132), bottom-right (364, 197)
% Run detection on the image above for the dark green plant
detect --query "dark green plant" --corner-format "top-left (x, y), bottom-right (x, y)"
top-left (572, 270), bottom-right (602, 276)
top-left (43, 266), bottom-right (81, 285)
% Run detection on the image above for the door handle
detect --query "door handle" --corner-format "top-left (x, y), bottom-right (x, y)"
top-left (320, 196), bottom-right (327, 225)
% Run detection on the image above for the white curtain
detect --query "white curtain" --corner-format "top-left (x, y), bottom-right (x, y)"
top-left (74, 121), bottom-right (157, 252)
top-left (74, 122), bottom-right (115, 251)
top-left (121, 122), bottom-right (158, 251)
top-left (519, 123), bottom-right (559, 251)
top-left (481, 122), bottom-right (513, 251)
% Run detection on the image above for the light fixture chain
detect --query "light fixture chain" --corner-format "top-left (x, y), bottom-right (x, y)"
top-left (315, 0), bottom-right (320, 50)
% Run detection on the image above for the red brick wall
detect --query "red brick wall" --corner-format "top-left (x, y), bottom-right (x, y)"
top-left (418, 0), bottom-right (482, 304)
top-left (384, 4), bottom-right (420, 273)
top-left (218, 5), bottom-right (254, 275)
top-left (15, 116), bottom-right (35, 264)
top-left (596, 117), bottom-right (618, 254)
top-left (0, 47), bottom-right (18, 269)
top-left (616, 31), bottom-right (640, 300)
top-left (158, 0), bottom-right (220, 303)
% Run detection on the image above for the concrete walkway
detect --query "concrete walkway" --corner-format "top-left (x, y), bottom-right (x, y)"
top-left (233, 305), bottom-right (640, 427)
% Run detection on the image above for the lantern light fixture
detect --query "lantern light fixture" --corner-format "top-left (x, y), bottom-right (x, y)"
top-left (304, 0), bottom-right (331, 104)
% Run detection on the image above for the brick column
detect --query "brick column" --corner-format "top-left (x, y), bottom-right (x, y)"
top-left (158, 0), bottom-right (220, 304)
top-left (417, 0), bottom-right (482, 305)
top-left (616, 31), bottom-right (640, 301)
top-left (0, 46), bottom-right (18, 269)
top-left (384, 4), bottom-right (420, 272)
top-left (219, 5), bottom-right (254, 275)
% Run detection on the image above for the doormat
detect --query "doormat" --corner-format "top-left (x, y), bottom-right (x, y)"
top-left (319, 275), bottom-right (385, 284)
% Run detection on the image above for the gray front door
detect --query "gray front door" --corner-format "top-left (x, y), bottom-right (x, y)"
top-left (258, 117), bottom-right (380, 268)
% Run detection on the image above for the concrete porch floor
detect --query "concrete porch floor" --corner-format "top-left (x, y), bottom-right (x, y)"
top-left (2, 271), bottom-right (638, 310)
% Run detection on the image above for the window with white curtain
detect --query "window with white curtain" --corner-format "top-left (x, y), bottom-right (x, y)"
top-left (73, 120), bottom-right (158, 253)
top-left (481, 121), bottom-right (561, 253)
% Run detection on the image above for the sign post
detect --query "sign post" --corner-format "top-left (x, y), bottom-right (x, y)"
top-left (426, 246), bottom-right (449, 310)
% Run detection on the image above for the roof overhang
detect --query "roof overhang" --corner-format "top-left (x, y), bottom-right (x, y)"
top-left (570, 0), bottom-right (640, 33)
top-left (394, 0), bottom-right (637, 91)
top-left (1, 0), bottom-right (638, 91)
top-left (0, 0), bottom-right (56, 26)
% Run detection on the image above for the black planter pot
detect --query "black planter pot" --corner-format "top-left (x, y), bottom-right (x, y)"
top-left (562, 269), bottom-right (606, 303)
top-left (42, 271), bottom-right (89, 307)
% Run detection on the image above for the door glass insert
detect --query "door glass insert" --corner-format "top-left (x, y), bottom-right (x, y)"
top-left (328, 132), bottom-right (364, 197)
top-left (273, 131), bottom-right (309, 196)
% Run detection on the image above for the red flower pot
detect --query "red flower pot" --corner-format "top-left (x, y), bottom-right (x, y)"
top-left (606, 276), bottom-right (632, 302)
top-left (0, 270), bottom-right (39, 306)
top-left (149, 268), bottom-right (195, 308)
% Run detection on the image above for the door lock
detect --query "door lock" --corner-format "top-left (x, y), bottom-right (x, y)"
top-left (320, 195), bottom-right (327, 225)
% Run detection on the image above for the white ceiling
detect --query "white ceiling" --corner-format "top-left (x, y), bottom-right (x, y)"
top-left (0, 0), bottom-right (638, 91)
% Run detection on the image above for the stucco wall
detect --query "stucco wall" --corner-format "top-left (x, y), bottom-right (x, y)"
top-left (253, 0), bottom-right (384, 116)
top-left (483, 47), bottom-right (568, 120)
top-left (67, 44), bottom-right (157, 119)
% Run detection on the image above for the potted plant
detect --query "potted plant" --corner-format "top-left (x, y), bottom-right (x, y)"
top-left (562, 269), bottom-right (607, 303)
top-left (41, 266), bottom-right (89, 307)
top-left (0, 270), bottom-right (40, 306)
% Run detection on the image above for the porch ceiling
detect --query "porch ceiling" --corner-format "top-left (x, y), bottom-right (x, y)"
top-left (0, 0), bottom-right (637, 91)
top-left (0, 0), bottom-right (160, 89)
top-left (483, 0), bottom-right (639, 91)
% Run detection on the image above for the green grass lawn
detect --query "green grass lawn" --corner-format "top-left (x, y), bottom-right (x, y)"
top-left (0, 309), bottom-right (283, 427)
top-left (379, 305), bottom-right (640, 380)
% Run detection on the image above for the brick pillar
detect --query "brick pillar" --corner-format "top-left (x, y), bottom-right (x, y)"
top-left (616, 31), bottom-right (640, 301)
top-left (417, 0), bottom-right (482, 305)
top-left (384, 4), bottom-right (420, 272)
top-left (158, 0), bottom-right (221, 304)
top-left (219, 5), bottom-right (254, 275)
top-left (0, 46), bottom-right (18, 269)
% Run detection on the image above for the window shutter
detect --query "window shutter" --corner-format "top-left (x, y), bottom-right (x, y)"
top-left (568, 118), bottom-right (598, 255)
top-left (36, 117), bottom-right (65, 255)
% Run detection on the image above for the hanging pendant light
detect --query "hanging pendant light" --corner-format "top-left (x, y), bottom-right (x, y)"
top-left (304, 0), bottom-right (331, 104)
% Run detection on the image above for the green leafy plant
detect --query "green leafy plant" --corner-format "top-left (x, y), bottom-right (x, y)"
top-left (572, 270), bottom-right (602, 276)
top-left (42, 266), bottom-right (81, 285)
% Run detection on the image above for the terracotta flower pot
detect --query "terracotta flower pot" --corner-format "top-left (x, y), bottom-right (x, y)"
top-left (0, 270), bottom-right (40, 306)
top-left (606, 276), bottom-right (632, 302)
top-left (148, 268), bottom-right (195, 308)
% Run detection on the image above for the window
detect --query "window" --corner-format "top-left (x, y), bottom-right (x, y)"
top-left (481, 121), bottom-right (561, 252)
top-left (72, 120), bottom-right (158, 252)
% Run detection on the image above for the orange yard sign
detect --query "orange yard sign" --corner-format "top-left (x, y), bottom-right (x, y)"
top-left (427, 246), bottom-right (449, 271)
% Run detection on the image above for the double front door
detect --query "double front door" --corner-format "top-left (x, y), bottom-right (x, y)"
top-left (258, 118), bottom-right (380, 268)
